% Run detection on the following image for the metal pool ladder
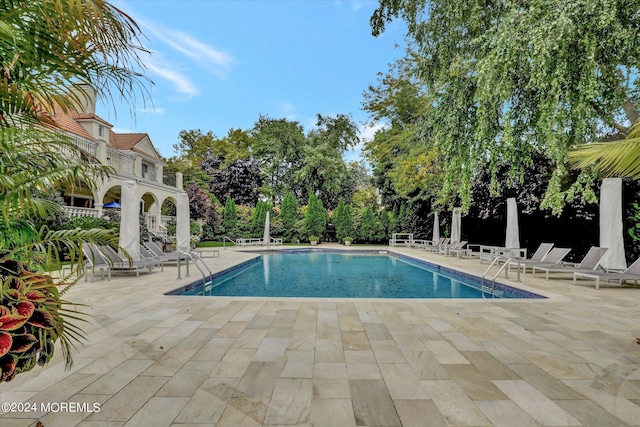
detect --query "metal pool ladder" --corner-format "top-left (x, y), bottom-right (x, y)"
top-left (184, 252), bottom-right (213, 286)
top-left (481, 255), bottom-right (521, 297)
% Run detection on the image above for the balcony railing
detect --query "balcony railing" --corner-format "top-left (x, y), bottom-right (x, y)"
top-left (63, 206), bottom-right (99, 217)
top-left (106, 147), bottom-right (135, 175)
top-left (71, 135), bottom-right (98, 157)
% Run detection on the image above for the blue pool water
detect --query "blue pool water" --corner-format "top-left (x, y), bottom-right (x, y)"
top-left (168, 250), bottom-right (544, 299)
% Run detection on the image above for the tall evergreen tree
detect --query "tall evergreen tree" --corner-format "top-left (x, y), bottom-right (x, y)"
top-left (304, 193), bottom-right (326, 238)
top-left (280, 192), bottom-right (298, 242)
top-left (358, 207), bottom-right (385, 243)
top-left (379, 209), bottom-right (392, 240)
top-left (223, 196), bottom-right (237, 237)
top-left (251, 201), bottom-right (269, 237)
top-left (333, 199), bottom-right (354, 242)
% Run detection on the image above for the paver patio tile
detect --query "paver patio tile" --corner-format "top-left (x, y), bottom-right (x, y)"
top-left (81, 359), bottom-right (154, 395)
top-left (263, 379), bottom-right (312, 425)
top-left (345, 350), bottom-right (382, 380)
top-left (310, 398), bottom-right (356, 427)
top-left (393, 399), bottom-right (447, 427)
top-left (475, 400), bottom-right (540, 427)
top-left (174, 377), bottom-right (239, 424)
top-left (554, 399), bottom-right (631, 427)
top-left (379, 363), bottom-right (429, 399)
top-left (235, 361), bottom-right (284, 398)
top-left (420, 379), bottom-right (491, 426)
top-left (216, 397), bottom-right (269, 427)
top-left (121, 396), bottom-right (188, 427)
top-left (280, 350), bottom-right (314, 378)
top-left (86, 376), bottom-right (169, 421)
top-left (444, 364), bottom-right (508, 400)
top-left (312, 363), bottom-right (350, 398)
top-left (349, 379), bottom-right (401, 426)
top-left (494, 380), bottom-right (581, 425)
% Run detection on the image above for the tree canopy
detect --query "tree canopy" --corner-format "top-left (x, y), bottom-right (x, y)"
top-left (368, 0), bottom-right (640, 214)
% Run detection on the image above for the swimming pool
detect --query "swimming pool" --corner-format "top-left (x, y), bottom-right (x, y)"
top-left (167, 249), bottom-right (544, 299)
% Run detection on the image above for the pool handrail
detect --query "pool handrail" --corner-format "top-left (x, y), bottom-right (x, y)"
top-left (482, 256), bottom-right (521, 296)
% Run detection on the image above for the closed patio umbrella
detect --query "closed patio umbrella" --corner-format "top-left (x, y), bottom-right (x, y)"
top-left (119, 181), bottom-right (140, 260)
top-left (263, 211), bottom-right (270, 246)
top-left (600, 178), bottom-right (626, 270)
top-left (451, 207), bottom-right (461, 243)
top-left (176, 192), bottom-right (191, 254)
top-left (432, 212), bottom-right (440, 244)
top-left (505, 198), bottom-right (520, 249)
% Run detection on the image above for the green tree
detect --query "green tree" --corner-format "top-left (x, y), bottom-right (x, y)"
top-left (223, 196), bottom-right (237, 237)
top-left (280, 192), bottom-right (299, 242)
top-left (252, 116), bottom-right (306, 203)
top-left (333, 199), bottom-right (354, 242)
top-left (250, 201), bottom-right (269, 237)
top-left (363, 52), bottom-right (443, 208)
top-left (369, 0), bottom-right (640, 214)
top-left (358, 207), bottom-right (384, 243)
top-left (379, 209), bottom-right (392, 240)
top-left (304, 193), bottom-right (326, 239)
top-left (295, 114), bottom-right (360, 208)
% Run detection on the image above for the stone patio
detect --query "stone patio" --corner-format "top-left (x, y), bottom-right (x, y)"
top-left (1, 245), bottom-right (639, 426)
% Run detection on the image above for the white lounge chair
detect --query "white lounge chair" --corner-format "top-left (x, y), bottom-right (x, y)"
top-left (145, 241), bottom-right (192, 262)
top-left (507, 242), bottom-right (554, 273)
top-left (81, 242), bottom-right (111, 282)
top-left (573, 257), bottom-right (640, 289)
top-left (443, 240), bottom-right (469, 257)
top-left (516, 247), bottom-right (572, 274)
top-left (532, 246), bottom-right (608, 280)
top-left (426, 238), bottom-right (449, 253)
top-left (97, 244), bottom-right (158, 276)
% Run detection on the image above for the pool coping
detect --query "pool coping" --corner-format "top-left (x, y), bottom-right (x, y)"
top-left (165, 247), bottom-right (546, 299)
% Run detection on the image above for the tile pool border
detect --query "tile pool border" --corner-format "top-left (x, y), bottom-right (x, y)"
top-left (166, 248), bottom-right (546, 299)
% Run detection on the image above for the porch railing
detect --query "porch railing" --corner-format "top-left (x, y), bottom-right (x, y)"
top-left (63, 206), bottom-right (99, 217)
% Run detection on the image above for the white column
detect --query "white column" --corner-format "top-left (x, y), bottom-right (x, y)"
top-left (176, 172), bottom-right (184, 191)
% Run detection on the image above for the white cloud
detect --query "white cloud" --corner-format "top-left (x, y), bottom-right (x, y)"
top-left (111, 126), bottom-right (135, 134)
top-left (136, 106), bottom-right (165, 115)
top-left (139, 19), bottom-right (234, 79)
top-left (145, 60), bottom-right (198, 99)
top-left (334, 1), bottom-right (364, 12)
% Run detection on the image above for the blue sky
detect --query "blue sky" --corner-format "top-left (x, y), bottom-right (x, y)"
top-left (101, 1), bottom-right (407, 161)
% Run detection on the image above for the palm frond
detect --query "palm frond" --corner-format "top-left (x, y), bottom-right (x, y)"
top-left (568, 137), bottom-right (640, 178)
